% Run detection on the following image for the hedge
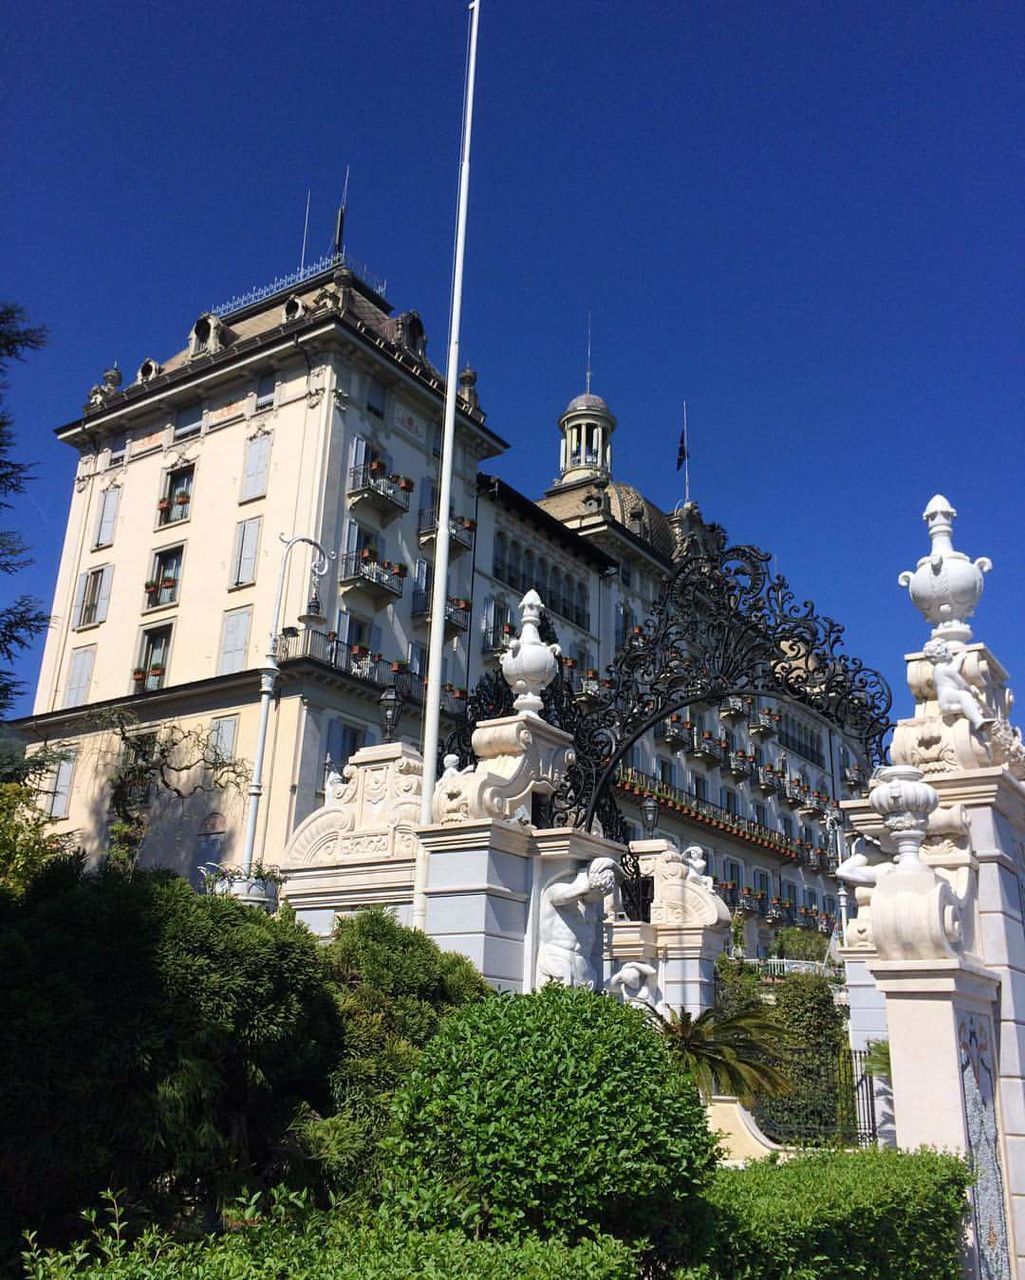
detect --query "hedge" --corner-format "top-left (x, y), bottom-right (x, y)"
top-left (381, 983), bottom-right (718, 1260)
top-left (26, 1210), bottom-right (638, 1280)
top-left (685, 1147), bottom-right (971, 1280)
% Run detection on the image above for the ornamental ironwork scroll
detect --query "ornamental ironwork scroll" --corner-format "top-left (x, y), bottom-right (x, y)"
top-left (443, 526), bottom-right (891, 914)
top-left (562, 524), bottom-right (891, 834)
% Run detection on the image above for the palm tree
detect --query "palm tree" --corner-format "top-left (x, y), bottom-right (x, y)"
top-left (649, 1005), bottom-right (792, 1103)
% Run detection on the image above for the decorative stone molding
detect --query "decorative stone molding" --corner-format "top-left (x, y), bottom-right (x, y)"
top-left (537, 857), bottom-right (618, 989)
top-left (432, 714), bottom-right (574, 824)
top-left (280, 741), bottom-right (424, 867)
top-left (631, 839), bottom-right (731, 929)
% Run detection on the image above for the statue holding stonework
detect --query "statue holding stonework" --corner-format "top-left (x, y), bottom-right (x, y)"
top-left (924, 638), bottom-right (994, 735)
top-left (537, 858), bottom-right (618, 989)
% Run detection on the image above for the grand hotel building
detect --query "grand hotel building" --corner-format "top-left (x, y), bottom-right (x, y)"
top-left (17, 254), bottom-right (869, 953)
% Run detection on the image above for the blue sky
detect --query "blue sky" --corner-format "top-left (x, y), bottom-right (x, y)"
top-left (4, 1), bottom-right (1022, 717)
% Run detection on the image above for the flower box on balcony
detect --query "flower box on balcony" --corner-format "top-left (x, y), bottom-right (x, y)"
top-left (369, 460), bottom-right (386, 475)
top-left (360, 548), bottom-right (378, 563)
top-left (398, 477), bottom-right (415, 493)
top-left (390, 661), bottom-right (409, 674)
top-left (144, 580), bottom-right (158, 593)
top-left (585, 668), bottom-right (598, 679)
top-left (157, 499), bottom-right (172, 513)
top-left (174, 492), bottom-right (190, 505)
top-left (132, 668), bottom-right (145, 682)
top-left (462, 517), bottom-right (476, 531)
top-left (393, 563), bottom-right (407, 578)
top-left (149, 665), bottom-right (165, 677)
top-left (160, 577), bottom-right (177, 589)
top-left (351, 644), bottom-right (369, 658)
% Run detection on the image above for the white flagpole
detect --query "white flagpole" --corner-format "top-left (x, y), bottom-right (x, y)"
top-left (415, 0), bottom-right (482, 925)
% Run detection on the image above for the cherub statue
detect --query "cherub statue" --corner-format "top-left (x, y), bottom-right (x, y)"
top-left (682, 844), bottom-right (714, 891)
top-left (537, 857), bottom-right (619, 989)
top-left (923, 638), bottom-right (994, 734)
top-left (609, 960), bottom-right (657, 1006)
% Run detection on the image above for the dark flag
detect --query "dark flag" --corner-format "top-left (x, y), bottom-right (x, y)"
top-left (675, 426), bottom-right (687, 471)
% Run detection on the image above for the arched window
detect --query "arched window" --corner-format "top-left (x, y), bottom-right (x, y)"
top-left (508, 541), bottom-right (522, 591)
top-left (523, 548), bottom-right (536, 594)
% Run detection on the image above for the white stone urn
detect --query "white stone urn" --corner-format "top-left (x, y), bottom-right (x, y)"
top-left (499, 589), bottom-right (560, 715)
top-left (211, 874), bottom-right (279, 911)
top-left (868, 765), bottom-right (939, 872)
top-left (898, 494), bottom-right (991, 643)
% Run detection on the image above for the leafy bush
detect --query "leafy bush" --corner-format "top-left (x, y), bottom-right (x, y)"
top-left (693, 1147), bottom-right (971, 1279)
top-left (291, 907), bottom-right (488, 1194)
top-left (25, 1195), bottom-right (638, 1280)
top-left (713, 953), bottom-right (763, 1018)
top-left (381, 984), bottom-right (718, 1261)
top-left (0, 862), bottom-right (342, 1262)
top-left (772, 925), bottom-right (829, 962)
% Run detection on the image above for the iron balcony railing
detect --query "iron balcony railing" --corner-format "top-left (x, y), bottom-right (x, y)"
top-left (277, 628), bottom-right (387, 686)
top-left (412, 589), bottom-right (470, 632)
top-left (482, 621), bottom-right (516, 654)
top-left (683, 728), bottom-right (723, 764)
top-left (417, 509), bottom-right (475, 549)
top-left (338, 552), bottom-right (405, 597)
top-left (614, 766), bottom-right (810, 863)
top-left (347, 463), bottom-right (411, 512)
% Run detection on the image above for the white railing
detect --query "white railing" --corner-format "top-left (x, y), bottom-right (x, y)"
top-left (741, 957), bottom-right (837, 979)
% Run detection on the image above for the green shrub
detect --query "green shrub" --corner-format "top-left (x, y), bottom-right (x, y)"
top-left (0, 863), bottom-right (342, 1261)
top-left (381, 984), bottom-right (718, 1260)
top-left (26, 1198), bottom-right (638, 1280)
top-left (772, 926), bottom-right (828, 962)
top-left (713, 954), bottom-right (763, 1018)
top-left (694, 1147), bottom-right (971, 1279)
top-left (292, 907), bottom-right (488, 1195)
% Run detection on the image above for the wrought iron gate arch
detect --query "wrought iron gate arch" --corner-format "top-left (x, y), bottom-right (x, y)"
top-left (560, 531), bottom-right (892, 836)
top-left (442, 526), bottom-right (892, 852)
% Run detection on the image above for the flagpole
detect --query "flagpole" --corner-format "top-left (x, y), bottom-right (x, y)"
top-left (415, 0), bottom-right (482, 927)
top-left (683, 401), bottom-right (690, 504)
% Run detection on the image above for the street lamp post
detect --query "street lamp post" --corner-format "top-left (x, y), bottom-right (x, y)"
top-left (239, 533), bottom-right (332, 880)
top-left (824, 806), bottom-right (849, 946)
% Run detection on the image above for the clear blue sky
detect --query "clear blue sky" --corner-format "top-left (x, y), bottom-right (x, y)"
top-left (4, 1), bottom-right (1022, 717)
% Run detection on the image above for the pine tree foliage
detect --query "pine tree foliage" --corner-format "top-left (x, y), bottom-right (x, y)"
top-left (0, 303), bottom-right (47, 718)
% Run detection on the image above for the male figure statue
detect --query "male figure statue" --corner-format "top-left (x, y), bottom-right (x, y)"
top-left (537, 857), bottom-right (618, 989)
top-left (923, 637), bottom-right (994, 734)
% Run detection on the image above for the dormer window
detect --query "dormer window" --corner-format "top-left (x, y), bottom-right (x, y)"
top-left (174, 403), bottom-right (203, 441)
top-left (282, 295), bottom-right (304, 323)
top-left (189, 313), bottom-right (223, 358)
top-left (137, 357), bottom-right (163, 383)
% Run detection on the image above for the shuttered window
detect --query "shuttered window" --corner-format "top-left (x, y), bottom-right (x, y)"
top-left (94, 487), bottom-right (120, 548)
top-left (240, 434), bottom-right (271, 502)
top-left (64, 646), bottom-right (96, 708)
top-left (73, 565), bottom-right (113, 628)
top-left (230, 517), bottom-right (261, 587)
top-left (48, 751), bottom-right (77, 819)
top-left (218, 607), bottom-right (252, 675)
top-left (210, 715), bottom-right (238, 758)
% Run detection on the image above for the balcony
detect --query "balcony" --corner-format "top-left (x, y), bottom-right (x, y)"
top-left (798, 789), bottom-right (829, 820)
top-left (338, 551), bottom-right (405, 601)
top-left (418, 509), bottom-right (475, 557)
top-left (482, 621), bottom-right (516, 656)
top-left (412, 588), bottom-right (470, 639)
top-left (723, 750), bottom-right (752, 782)
top-left (718, 696), bottom-right (747, 723)
top-left (778, 777), bottom-right (806, 808)
top-left (347, 463), bottom-right (412, 520)
top-left (749, 710), bottom-right (778, 740)
top-left (684, 729), bottom-right (722, 765)
top-left (753, 765), bottom-right (780, 797)
top-left (658, 716), bottom-right (691, 750)
top-left (738, 889), bottom-right (767, 915)
top-left (277, 627), bottom-right (387, 687)
top-left (613, 766), bottom-right (805, 862)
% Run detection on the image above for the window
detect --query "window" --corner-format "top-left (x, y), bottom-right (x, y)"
top-left (620, 562), bottom-right (632, 588)
top-left (614, 602), bottom-right (634, 650)
top-left (326, 720), bottom-right (370, 774)
top-left (720, 787), bottom-right (738, 815)
top-left (691, 773), bottom-right (707, 801)
top-left (47, 750), bottom-right (77, 819)
top-left (174, 403), bottom-right (203, 441)
top-left (408, 642), bottom-right (428, 676)
top-left (218, 607), bottom-right (252, 675)
top-left (210, 716), bottom-right (238, 759)
top-left (805, 888), bottom-right (819, 911)
top-left (800, 823), bottom-right (814, 846)
top-left (658, 758), bottom-right (675, 788)
top-left (429, 420), bottom-right (442, 457)
top-left (230, 517), bottom-right (261, 587)
top-left (94, 487), bottom-right (120, 548)
top-left (147, 545), bottom-right (183, 607)
top-left (107, 433), bottom-right (127, 467)
top-left (255, 373), bottom-right (275, 412)
top-left (195, 812), bottom-right (227, 871)
top-left (782, 881), bottom-right (798, 907)
top-left (754, 869), bottom-right (771, 897)
top-left (366, 376), bottom-right (386, 419)
top-left (240, 434), bottom-right (271, 502)
top-left (137, 625), bottom-right (172, 691)
top-left (723, 858), bottom-right (742, 887)
top-left (493, 530), bottom-right (509, 581)
top-left (159, 464), bottom-right (194, 526)
top-left (64, 646), bottom-right (96, 708)
top-left (754, 802), bottom-right (767, 827)
top-left (73, 565), bottom-right (113, 628)
top-left (780, 814), bottom-right (793, 840)
top-left (824, 895), bottom-right (837, 917)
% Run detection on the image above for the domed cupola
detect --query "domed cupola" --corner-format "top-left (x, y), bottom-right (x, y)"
top-left (555, 388), bottom-right (617, 485)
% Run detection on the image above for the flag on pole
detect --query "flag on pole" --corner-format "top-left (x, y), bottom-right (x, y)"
top-left (675, 426), bottom-right (687, 471)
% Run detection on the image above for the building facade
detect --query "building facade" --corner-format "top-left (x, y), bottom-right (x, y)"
top-left (19, 255), bottom-right (868, 953)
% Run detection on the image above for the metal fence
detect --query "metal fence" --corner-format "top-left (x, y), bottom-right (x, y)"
top-left (753, 1047), bottom-right (878, 1148)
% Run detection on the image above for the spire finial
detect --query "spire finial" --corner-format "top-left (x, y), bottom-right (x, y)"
top-left (585, 310), bottom-right (592, 395)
